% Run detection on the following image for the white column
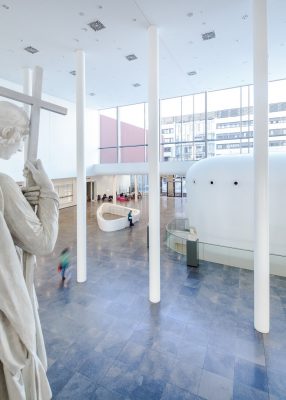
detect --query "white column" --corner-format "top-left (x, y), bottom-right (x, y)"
top-left (112, 175), bottom-right (117, 204)
top-left (22, 67), bottom-right (32, 162)
top-left (76, 49), bottom-right (87, 283)
top-left (253, 0), bottom-right (269, 333)
top-left (148, 25), bottom-right (160, 303)
top-left (134, 175), bottom-right (138, 203)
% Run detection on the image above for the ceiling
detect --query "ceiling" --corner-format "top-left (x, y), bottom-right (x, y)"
top-left (0, 0), bottom-right (285, 109)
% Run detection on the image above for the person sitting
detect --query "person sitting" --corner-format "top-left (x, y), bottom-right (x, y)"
top-left (102, 193), bottom-right (107, 201)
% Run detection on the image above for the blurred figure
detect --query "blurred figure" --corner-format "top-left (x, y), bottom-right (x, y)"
top-left (58, 247), bottom-right (70, 280)
top-left (128, 210), bottom-right (134, 227)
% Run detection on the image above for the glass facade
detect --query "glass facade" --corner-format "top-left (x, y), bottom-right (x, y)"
top-left (99, 79), bottom-right (286, 163)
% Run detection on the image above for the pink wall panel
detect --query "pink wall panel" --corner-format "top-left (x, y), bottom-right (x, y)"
top-left (100, 115), bottom-right (117, 147)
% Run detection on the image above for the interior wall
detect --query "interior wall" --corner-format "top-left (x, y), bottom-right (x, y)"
top-left (0, 77), bottom-right (99, 182)
top-left (186, 153), bottom-right (286, 256)
top-left (95, 175), bottom-right (131, 197)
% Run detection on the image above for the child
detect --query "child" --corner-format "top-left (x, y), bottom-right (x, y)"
top-left (58, 247), bottom-right (70, 280)
top-left (128, 210), bottom-right (134, 227)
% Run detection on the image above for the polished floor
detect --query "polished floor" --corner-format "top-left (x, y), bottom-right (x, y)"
top-left (36, 196), bottom-right (286, 399)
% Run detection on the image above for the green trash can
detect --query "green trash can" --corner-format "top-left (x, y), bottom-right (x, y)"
top-left (186, 239), bottom-right (199, 267)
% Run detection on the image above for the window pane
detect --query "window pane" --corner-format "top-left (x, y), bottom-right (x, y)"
top-left (100, 148), bottom-right (117, 164)
top-left (194, 93), bottom-right (206, 142)
top-left (160, 97), bottom-right (182, 161)
top-left (269, 80), bottom-right (286, 154)
top-left (120, 146), bottom-right (145, 163)
top-left (100, 108), bottom-right (117, 147)
top-left (119, 103), bottom-right (145, 163)
top-left (207, 87), bottom-right (241, 156)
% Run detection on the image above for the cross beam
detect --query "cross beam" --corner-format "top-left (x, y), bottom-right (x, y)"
top-left (0, 66), bottom-right (67, 162)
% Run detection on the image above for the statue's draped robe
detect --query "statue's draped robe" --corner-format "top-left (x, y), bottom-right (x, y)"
top-left (0, 173), bottom-right (59, 400)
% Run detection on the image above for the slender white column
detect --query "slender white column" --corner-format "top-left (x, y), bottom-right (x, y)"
top-left (148, 25), bottom-right (160, 303)
top-left (134, 175), bottom-right (138, 203)
top-left (253, 0), bottom-right (269, 333)
top-left (76, 49), bottom-right (87, 283)
top-left (112, 175), bottom-right (117, 204)
top-left (22, 67), bottom-right (32, 162)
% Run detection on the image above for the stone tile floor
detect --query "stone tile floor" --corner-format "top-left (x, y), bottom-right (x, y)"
top-left (35, 196), bottom-right (286, 399)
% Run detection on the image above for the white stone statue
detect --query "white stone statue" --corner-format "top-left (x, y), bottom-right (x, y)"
top-left (0, 101), bottom-right (59, 399)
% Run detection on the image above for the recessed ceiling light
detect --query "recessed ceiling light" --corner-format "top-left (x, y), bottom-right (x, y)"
top-left (133, 83), bottom-right (141, 87)
top-left (78, 12), bottom-right (85, 16)
top-left (98, 5), bottom-right (103, 9)
top-left (69, 70), bottom-right (76, 76)
top-left (88, 20), bottom-right (105, 32)
top-left (2, 4), bottom-right (9, 9)
top-left (187, 12), bottom-right (193, 17)
top-left (242, 14), bottom-right (248, 20)
top-left (187, 71), bottom-right (197, 76)
top-left (126, 54), bottom-right (137, 61)
top-left (202, 31), bottom-right (216, 40)
top-left (24, 46), bottom-right (39, 54)
top-left (89, 92), bottom-right (96, 96)
top-left (133, 18), bottom-right (137, 22)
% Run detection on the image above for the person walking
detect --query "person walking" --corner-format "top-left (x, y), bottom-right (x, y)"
top-left (128, 210), bottom-right (134, 227)
top-left (58, 247), bottom-right (70, 280)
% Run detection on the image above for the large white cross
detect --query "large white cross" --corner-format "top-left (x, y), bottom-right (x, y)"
top-left (0, 66), bottom-right (67, 163)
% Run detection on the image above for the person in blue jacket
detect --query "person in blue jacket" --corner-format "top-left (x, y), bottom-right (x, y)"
top-left (128, 210), bottom-right (134, 227)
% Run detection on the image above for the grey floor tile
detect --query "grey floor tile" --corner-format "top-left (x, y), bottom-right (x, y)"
top-left (198, 370), bottom-right (233, 400)
top-left (233, 381), bottom-right (269, 400)
top-left (54, 372), bottom-right (98, 400)
top-left (204, 346), bottom-right (235, 380)
top-left (234, 358), bottom-right (268, 393)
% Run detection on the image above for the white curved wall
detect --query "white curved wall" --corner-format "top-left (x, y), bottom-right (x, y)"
top-left (97, 203), bottom-right (140, 232)
top-left (186, 154), bottom-right (286, 256)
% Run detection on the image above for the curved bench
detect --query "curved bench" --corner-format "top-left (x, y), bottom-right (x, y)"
top-left (97, 203), bottom-right (140, 232)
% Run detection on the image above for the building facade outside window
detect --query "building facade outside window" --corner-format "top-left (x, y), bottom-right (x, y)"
top-left (99, 79), bottom-right (286, 163)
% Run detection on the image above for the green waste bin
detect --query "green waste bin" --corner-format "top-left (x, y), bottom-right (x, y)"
top-left (186, 239), bottom-right (199, 267)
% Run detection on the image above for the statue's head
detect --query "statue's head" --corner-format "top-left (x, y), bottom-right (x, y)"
top-left (0, 101), bottom-right (29, 160)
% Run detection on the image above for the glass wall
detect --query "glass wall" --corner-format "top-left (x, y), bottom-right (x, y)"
top-left (119, 103), bottom-right (146, 163)
top-left (99, 108), bottom-right (117, 163)
top-left (99, 79), bottom-right (286, 163)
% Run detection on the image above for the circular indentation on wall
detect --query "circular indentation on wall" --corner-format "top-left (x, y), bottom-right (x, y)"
top-left (234, 181), bottom-right (238, 186)
top-left (210, 181), bottom-right (214, 185)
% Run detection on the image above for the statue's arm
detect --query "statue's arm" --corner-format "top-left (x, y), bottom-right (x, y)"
top-left (0, 172), bottom-right (59, 256)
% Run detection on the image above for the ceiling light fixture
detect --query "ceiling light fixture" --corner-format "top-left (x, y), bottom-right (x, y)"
top-left (133, 83), bottom-right (141, 87)
top-left (126, 54), bottom-right (137, 61)
top-left (187, 71), bottom-right (197, 76)
top-left (2, 4), bottom-right (9, 9)
top-left (202, 31), bottom-right (216, 40)
top-left (89, 92), bottom-right (96, 96)
top-left (24, 46), bottom-right (39, 54)
top-left (69, 70), bottom-right (76, 76)
top-left (187, 12), bottom-right (193, 17)
top-left (88, 20), bottom-right (105, 32)
top-left (242, 14), bottom-right (248, 20)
